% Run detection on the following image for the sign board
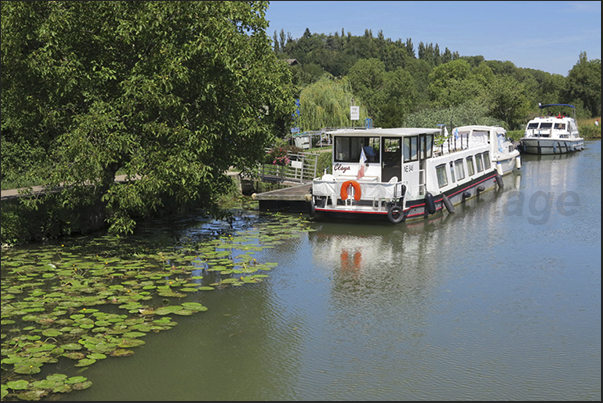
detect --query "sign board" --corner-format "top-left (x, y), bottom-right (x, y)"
top-left (350, 106), bottom-right (360, 121)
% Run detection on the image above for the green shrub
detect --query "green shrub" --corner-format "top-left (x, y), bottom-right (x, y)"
top-left (316, 152), bottom-right (332, 176)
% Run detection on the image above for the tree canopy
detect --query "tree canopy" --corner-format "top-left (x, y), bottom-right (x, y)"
top-left (1, 1), bottom-right (295, 235)
top-left (562, 51), bottom-right (601, 118)
top-left (297, 75), bottom-right (368, 131)
top-left (274, 27), bottom-right (600, 130)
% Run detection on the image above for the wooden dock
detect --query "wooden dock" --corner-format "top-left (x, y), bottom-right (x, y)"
top-left (251, 182), bottom-right (313, 213)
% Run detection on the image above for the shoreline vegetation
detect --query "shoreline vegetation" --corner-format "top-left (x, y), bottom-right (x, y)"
top-left (1, 2), bottom-right (600, 247)
top-left (2, 117), bottom-right (599, 193)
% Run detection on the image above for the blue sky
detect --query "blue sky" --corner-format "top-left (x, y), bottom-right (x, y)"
top-left (265, 1), bottom-right (601, 76)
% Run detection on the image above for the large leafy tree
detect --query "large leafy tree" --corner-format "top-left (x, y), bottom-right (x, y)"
top-left (427, 59), bottom-right (478, 108)
top-left (484, 75), bottom-right (530, 129)
top-left (1, 1), bottom-right (294, 234)
top-left (298, 75), bottom-right (367, 130)
top-left (368, 68), bottom-right (417, 128)
top-left (346, 58), bottom-right (386, 118)
top-left (561, 52), bottom-right (601, 118)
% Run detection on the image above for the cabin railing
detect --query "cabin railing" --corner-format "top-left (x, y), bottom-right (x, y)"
top-left (313, 178), bottom-right (405, 208)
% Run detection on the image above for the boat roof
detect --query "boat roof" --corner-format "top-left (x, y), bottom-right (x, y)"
top-left (528, 115), bottom-right (575, 122)
top-left (324, 127), bottom-right (441, 137)
top-left (454, 125), bottom-right (506, 134)
top-left (538, 103), bottom-right (575, 109)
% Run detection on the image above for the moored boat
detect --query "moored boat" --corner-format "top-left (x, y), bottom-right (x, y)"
top-left (310, 126), bottom-right (503, 224)
top-left (451, 125), bottom-right (521, 176)
top-left (520, 103), bottom-right (584, 155)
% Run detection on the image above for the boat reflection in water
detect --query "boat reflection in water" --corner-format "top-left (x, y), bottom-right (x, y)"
top-left (308, 171), bottom-right (522, 295)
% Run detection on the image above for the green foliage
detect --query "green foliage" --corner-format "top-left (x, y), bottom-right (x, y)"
top-left (1, 191), bottom-right (105, 246)
top-left (561, 52), bottom-right (601, 118)
top-left (347, 58), bottom-right (386, 119)
top-left (577, 117), bottom-right (602, 138)
top-left (298, 76), bottom-right (367, 130)
top-left (506, 130), bottom-right (524, 142)
top-left (404, 100), bottom-right (505, 131)
top-left (346, 59), bottom-right (419, 127)
top-left (316, 151), bottom-right (333, 177)
top-left (428, 59), bottom-right (473, 106)
top-left (1, 1), bottom-right (295, 237)
top-left (483, 75), bottom-right (531, 130)
top-left (347, 58), bottom-right (386, 103)
top-left (372, 68), bottom-right (418, 127)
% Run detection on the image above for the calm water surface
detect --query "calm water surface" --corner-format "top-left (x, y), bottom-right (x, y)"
top-left (39, 141), bottom-right (603, 400)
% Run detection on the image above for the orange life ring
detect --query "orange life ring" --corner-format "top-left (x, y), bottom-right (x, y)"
top-left (340, 180), bottom-right (361, 201)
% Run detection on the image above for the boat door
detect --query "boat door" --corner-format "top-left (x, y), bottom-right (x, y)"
top-left (381, 137), bottom-right (402, 182)
top-left (402, 135), bottom-right (421, 196)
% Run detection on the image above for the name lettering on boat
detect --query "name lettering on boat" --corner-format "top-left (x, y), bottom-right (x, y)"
top-left (404, 165), bottom-right (414, 172)
top-left (334, 164), bottom-right (351, 174)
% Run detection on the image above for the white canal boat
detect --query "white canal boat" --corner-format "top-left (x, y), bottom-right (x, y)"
top-left (520, 103), bottom-right (584, 155)
top-left (310, 127), bottom-right (503, 224)
top-left (452, 125), bottom-right (521, 176)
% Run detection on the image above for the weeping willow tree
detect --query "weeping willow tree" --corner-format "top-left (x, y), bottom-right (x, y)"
top-left (298, 75), bottom-right (368, 131)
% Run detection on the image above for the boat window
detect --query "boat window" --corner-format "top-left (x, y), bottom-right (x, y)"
top-left (403, 136), bottom-right (418, 162)
top-left (540, 123), bottom-right (553, 129)
top-left (527, 122), bottom-right (539, 129)
top-left (411, 137), bottom-right (418, 160)
top-left (471, 131), bottom-right (489, 148)
top-left (482, 151), bottom-right (491, 170)
top-left (422, 134), bottom-right (433, 159)
top-left (454, 159), bottom-right (465, 180)
top-left (436, 164), bottom-right (448, 188)
top-left (449, 161), bottom-right (456, 183)
top-left (334, 136), bottom-right (380, 163)
top-left (363, 137), bottom-right (380, 163)
top-left (475, 154), bottom-right (484, 172)
top-left (420, 135), bottom-right (427, 159)
top-left (554, 123), bottom-right (566, 130)
top-left (466, 156), bottom-right (475, 176)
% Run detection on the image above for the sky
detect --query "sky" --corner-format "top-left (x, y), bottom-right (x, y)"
top-left (265, 1), bottom-right (601, 76)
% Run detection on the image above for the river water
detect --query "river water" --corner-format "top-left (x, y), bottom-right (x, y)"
top-left (11, 141), bottom-right (603, 401)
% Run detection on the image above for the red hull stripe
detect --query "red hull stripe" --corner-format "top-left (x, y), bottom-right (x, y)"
top-left (315, 208), bottom-right (388, 215)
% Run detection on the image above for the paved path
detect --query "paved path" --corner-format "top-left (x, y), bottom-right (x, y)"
top-left (1, 175), bottom-right (132, 201)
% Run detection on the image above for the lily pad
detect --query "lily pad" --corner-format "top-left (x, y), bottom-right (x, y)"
top-left (110, 348), bottom-right (135, 357)
top-left (61, 343), bottom-right (83, 350)
top-left (181, 302), bottom-right (208, 312)
top-left (155, 305), bottom-right (183, 315)
top-left (117, 338), bottom-right (146, 348)
top-left (7, 380), bottom-right (30, 390)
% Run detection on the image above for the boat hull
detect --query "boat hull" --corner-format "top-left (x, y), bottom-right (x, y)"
top-left (520, 138), bottom-right (584, 155)
top-left (494, 152), bottom-right (521, 176)
top-left (313, 172), bottom-right (499, 223)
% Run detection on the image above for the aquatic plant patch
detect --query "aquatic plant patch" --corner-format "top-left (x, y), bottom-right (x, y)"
top-left (1, 212), bottom-right (314, 400)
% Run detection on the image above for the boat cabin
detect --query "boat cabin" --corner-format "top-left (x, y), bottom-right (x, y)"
top-left (524, 103), bottom-right (580, 139)
top-left (524, 116), bottom-right (579, 139)
top-left (327, 127), bottom-right (440, 197)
